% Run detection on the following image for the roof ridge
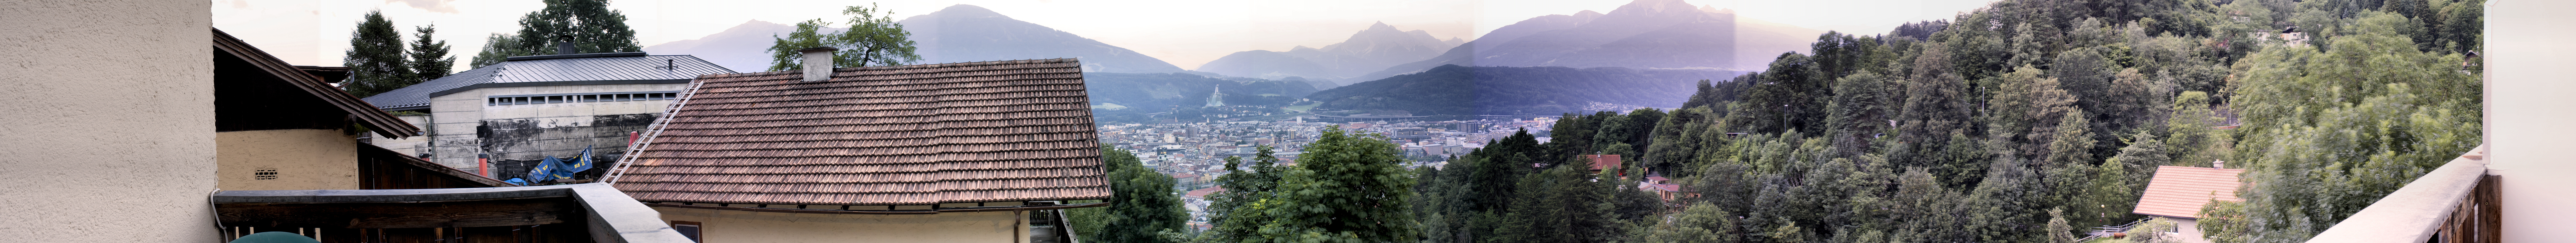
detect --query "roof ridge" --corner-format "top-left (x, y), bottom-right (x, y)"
top-left (709, 58), bottom-right (1081, 78)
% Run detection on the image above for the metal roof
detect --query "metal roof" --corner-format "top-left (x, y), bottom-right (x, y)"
top-left (362, 54), bottom-right (736, 110)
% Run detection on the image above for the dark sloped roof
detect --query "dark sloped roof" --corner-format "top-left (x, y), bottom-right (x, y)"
top-left (613, 59), bottom-right (1109, 205)
top-left (215, 29), bottom-right (419, 138)
top-left (363, 55), bottom-right (735, 110)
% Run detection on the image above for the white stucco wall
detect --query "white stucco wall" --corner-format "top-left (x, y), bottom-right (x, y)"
top-left (2485, 1), bottom-right (2576, 241)
top-left (370, 115), bottom-right (435, 156)
top-left (652, 207), bottom-right (1031, 243)
top-left (0, 0), bottom-right (214, 241)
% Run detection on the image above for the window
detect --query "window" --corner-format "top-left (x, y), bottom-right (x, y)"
top-left (488, 91), bottom-right (682, 106)
top-left (254, 169), bottom-right (278, 180)
top-left (671, 221), bottom-right (703, 242)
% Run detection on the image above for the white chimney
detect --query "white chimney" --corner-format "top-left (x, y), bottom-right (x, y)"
top-left (2213, 160), bottom-right (2226, 169)
top-left (797, 47), bottom-right (838, 82)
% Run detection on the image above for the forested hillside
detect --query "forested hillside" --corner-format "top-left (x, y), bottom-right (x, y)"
top-left (1193, 0), bottom-right (2484, 242)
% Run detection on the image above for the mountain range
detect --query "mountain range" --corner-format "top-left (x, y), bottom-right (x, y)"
top-left (1195, 22), bottom-right (1464, 82)
top-left (1307, 65), bottom-right (1738, 116)
top-left (645, 5), bottom-right (1183, 73)
top-left (1340, 0), bottom-right (1821, 83)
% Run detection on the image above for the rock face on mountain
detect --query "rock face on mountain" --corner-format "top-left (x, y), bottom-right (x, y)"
top-left (899, 5), bottom-right (1183, 73)
top-left (643, 20), bottom-right (823, 71)
top-left (1196, 22), bottom-right (1462, 82)
top-left (1344, 0), bottom-right (1819, 83)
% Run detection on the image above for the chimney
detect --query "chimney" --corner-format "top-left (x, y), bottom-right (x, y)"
top-left (797, 47), bottom-right (838, 82)
top-left (556, 41), bottom-right (576, 55)
top-left (2213, 160), bottom-right (2226, 169)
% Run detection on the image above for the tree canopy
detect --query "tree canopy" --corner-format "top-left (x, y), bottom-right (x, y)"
top-left (765, 3), bottom-right (922, 71)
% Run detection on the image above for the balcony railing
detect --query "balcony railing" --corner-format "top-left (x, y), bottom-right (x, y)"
top-left (2306, 145), bottom-right (2497, 243)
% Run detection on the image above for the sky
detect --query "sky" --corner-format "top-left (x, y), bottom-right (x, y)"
top-left (214, 0), bottom-right (1999, 71)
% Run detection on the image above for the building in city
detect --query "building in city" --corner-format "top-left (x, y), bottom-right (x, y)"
top-left (610, 54), bottom-right (1109, 243)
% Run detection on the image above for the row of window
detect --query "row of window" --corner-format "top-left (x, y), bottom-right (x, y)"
top-left (487, 92), bottom-right (680, 106)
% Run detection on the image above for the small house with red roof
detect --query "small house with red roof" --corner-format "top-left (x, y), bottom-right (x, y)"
top-left (1582, 154), bottom-right (1623, 175)
top-left (2132, 165), bottom-right (2247, 242)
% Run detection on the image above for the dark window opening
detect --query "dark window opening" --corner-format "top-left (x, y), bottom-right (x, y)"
top-left (671, 221), bottom-right (702, 242)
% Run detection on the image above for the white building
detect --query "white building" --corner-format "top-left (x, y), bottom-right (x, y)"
top-left (362, 50), bottom-right (734, 179)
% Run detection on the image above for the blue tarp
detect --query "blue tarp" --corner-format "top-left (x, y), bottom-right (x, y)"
top-left (569, 146), bottom-right (596, 172)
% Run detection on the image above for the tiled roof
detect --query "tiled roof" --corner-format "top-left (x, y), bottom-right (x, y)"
top-left (1585, 154), bottom-right (1622, 171)
top-left (613, 59), bottom-right (1109, 205)
top-left (2134, 166), bottom-right (2247, 218)
top-left (362, 54), bottom-right (735, 110)
top-left (1184, 187), bottom-right (1226, 199)
top-left (1650, 184), bottom-right (1688, 192)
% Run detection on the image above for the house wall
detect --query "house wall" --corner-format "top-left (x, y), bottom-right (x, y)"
top-left (2487, 2), bottom-right (2576, 242)
top-left (403, 83), bottom-right (684, 178)
top-left (0, 0), bottom-right (214, 241)
top-left (216, 129), bottom-right (362, 190)
top-left (652, 207), bottom-right (1031, 243)
top-left (2162, 216), bottom-right (2207, 243)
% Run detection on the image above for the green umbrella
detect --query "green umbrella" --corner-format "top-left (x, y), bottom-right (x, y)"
top-left (228, 231), bottom-right (320, 243)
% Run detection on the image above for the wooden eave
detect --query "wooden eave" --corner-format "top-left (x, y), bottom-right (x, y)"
top-left (361, 143), bottom-right (517, 187)
top-left (212, 28), bottom-right (419, 138)
top-left (640, 201), bottom-right (1109, 215)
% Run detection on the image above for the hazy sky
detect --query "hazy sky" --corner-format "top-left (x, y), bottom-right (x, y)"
top-left (214, 0), bottom-right (1998, 70)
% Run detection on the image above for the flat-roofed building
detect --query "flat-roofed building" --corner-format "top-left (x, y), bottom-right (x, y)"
top-left (362, 48), bottom-right (735, 181)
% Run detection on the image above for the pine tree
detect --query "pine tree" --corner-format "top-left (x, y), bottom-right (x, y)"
top-left (343, 10), bottom-right (413, 98)
top-left (468, 33), bottom-right (531, 68)
top-left (1207, 145), bottom-right (1285, 243)
top-left (408, 24), bottom-right (455, 81)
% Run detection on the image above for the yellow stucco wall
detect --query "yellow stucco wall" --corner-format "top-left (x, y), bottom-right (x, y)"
top-left (653, 207), bottom-right (1031, 243)
top-left (217, 129), bottom-right (362, 190)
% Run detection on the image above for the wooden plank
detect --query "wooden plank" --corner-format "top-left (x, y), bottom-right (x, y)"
top-left (218, 197), bottom-right (577, 228)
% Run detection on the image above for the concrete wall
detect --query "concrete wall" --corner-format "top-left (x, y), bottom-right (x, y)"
top-left (652, 208), bottom-right (1031, 243)
top-left (0, 0), bottom-right (215, 241)
top-left (371, 115), bottom-right (435, 156)
top-left (2485, 1), bottom-right (2576, 241)
top-left (399, 83), bottom-right (683, 176)
top-left (216, 129), bottom-right (361, 190)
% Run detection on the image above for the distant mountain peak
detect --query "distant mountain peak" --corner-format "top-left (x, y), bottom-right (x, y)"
top-left (932, 4), bottom-right (1008, 19)
top-left (1608, 0), bottom-right (1708, 18)
top-left (1369, 21), bottom-right (1396, 30)
top-left (1574, 10), bottom-right (1605, 18)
